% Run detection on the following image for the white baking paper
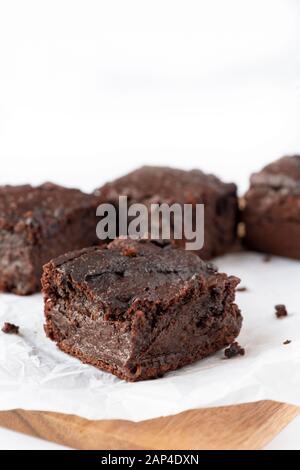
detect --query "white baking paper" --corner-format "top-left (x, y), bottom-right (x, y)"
top-left (0, 251), bottom-right (300, 422)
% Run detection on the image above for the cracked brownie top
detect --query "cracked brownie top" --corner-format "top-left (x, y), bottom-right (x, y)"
top-left (43, 238), bottom-right (238, 320)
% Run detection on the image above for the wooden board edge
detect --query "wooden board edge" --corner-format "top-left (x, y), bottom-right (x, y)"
top-left (0, 401), bottom-right (299, 450)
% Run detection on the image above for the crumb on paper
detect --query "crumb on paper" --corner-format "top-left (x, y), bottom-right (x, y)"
top-left (224, 342), bottom-right (245, 359)
top-left (263, 254), bottom-right (272, 263)
top-left (283, 340), bottom-right (291, 345)
top-left (275, 304), bottom-right (288, 318)
top-left (236, 286), bottom-right (248, 292)
top-left (1, 322), bottom-right (19, 335)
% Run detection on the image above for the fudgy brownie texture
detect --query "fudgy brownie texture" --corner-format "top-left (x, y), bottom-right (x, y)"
top-left (0, 183), bottom-right (99, 295)
top-left (42, 238), bottom-right (242, 381)
top-left (244, 156), bottom-right (300, 259)
top-left (94, 166), bottom-right (238, 260)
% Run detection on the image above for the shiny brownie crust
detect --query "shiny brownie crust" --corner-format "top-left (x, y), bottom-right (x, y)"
top-left (0, 183), bottom-right (99, 295)
top-left (94, 166), bottom-right (238, 260)
top-left (244, 156), bottom-right (300, 259)
top-left (42, 238), bottom-right (242, 381)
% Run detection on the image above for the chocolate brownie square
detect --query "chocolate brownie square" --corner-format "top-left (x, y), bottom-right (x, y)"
top-left (0, 183), bottom-right (99, 295)
top-left (243, 156), bottom-right (300, 259)
top-left (42, 238), bottom-right (242, 381)
top-left (94, 166), bottom-right (238, 260)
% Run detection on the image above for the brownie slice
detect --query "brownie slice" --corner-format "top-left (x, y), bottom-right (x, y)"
top-left (94, 166), bottom-right (238, 260)
top-left (0, 183), bottom-right (99, 295)
top-left (243, 156), bottom-right (300, 259)
top-left (42, 238), bottom-right (242, 382)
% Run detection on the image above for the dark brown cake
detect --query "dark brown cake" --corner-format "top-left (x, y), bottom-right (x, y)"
top-left (0, 183), bottom-right (99, 295)
top-left (94, 166), bottom-right (238, 260)
top-left (243, 156), bottom-right (300, 259)
top-left (42, 238), bottom-right (242, 382)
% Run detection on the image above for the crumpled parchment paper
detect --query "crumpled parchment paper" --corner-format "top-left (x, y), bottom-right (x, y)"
top-left (0, 251), bottom-right (299, 422)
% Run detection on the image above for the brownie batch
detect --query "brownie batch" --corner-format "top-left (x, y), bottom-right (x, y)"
top-left (1, 156), bottom-right (298, 381)
top-left (95, 166), bottom-right (238, 260)
top-left (0, 183), bottom-right (99, 294)
top-left (243, 156), bottom-right (300, 259)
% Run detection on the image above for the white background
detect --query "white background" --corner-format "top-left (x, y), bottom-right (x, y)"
top-left (1, 0), bottom-right (300, 192)
top-left (0, 0), bottom-right (300, 450)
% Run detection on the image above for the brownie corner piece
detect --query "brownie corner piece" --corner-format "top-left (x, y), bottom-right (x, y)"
top-left (42, 238), bottom-right (242, 382)
top-left (0, 183), bottom-right (99, 295)
top-left (95, 166), bottom-right (239, 260)
top-left (243, 155), bottom-right (300, 259)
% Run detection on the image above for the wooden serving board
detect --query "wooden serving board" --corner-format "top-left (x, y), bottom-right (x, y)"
top-left (0, 401), bottom-right (298, 450)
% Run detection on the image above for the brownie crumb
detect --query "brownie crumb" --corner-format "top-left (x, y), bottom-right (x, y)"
top-left (275, 304), bottom-right (288, 318)
top-left (263, 254), bottom-right (272, 263)
top-left (283, 340), bottom-right (291, 345)
top-left (236, 286), bottom-right (248, 292)
top-left (224, 342), bottom-right (245, 359)
top-left (2, 322), bottom-right (19, 335)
